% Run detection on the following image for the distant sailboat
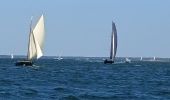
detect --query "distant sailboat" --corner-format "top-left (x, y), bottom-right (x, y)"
top-left (125, 58), bottom-right (131, 63)
top-left (104, 21), bottom-right (117, 64)
top-left (54, 54), bottom-right (63, 60)
top-left (15, 15), bottom-right (45, 66)
top-left (140, 57), bottom-right (142, 61)
top-left (153, 56), bottom-right (156, 61)
top-left (11, 54), bottom-right (14, 59)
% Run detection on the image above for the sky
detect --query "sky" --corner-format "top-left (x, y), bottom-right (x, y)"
top-left (0, 0), bottom-right (170, 57)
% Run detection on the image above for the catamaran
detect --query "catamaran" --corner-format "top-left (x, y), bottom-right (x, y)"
top-left (15, 15), bottom-right (45, 66)
top-left (104, 21), bottom-right (117, 64)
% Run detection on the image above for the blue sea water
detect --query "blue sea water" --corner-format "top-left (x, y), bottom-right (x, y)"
top-left (0, 56), bottom-right (170, 100)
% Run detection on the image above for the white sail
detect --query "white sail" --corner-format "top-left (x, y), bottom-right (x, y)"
top-left (33, 32), bottom-right (43, 59)
top-left (28, 32), bottom-right (36, 60)
top-left (153, 56), bottom-right (156, 61)
top-left (33, 15), bottom-right (45, 49)
top-left (11, 54), bottom-right (14, 59)
top-left (140, 57), bottom-right (143, 61)
top-left (27, 15), bottom-right (45, 60)
top-left (110, 21), bottom-right (117, 60)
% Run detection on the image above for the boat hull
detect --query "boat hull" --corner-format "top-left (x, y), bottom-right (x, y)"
top-left (15, 60), bottom-right (33, 66)
top-left (104, 59), bottom-right (114, 64)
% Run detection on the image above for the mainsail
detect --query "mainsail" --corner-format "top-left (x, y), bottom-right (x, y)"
top-left (27, 15), bottom-right (45, 60)
top-left (110, 21), bottom-right (117, 60)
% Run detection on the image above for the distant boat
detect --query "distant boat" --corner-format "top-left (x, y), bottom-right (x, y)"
top-left (104, 21), bottom-right (117, 64)
top-left (11, 54), bottom-right (14, 59)
top-left (153, 56), bottom-right (156, 61)
top-left (140, 57), bottom-right (143, 61)
top-left (54, 54), bottom-right (63, 60)
top-left (151, 56), bottom-right (156, 61)
top-left (15, 15), bottom-right (45, 66)
top-left (58, 57), bottom-right (63, 60)
top-left (125, 58), bottom-right (131, 63)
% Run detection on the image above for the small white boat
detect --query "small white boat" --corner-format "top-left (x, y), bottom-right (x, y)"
top-left (125, 58), bottom-right (131, 63)
top-left (140, 57), bottom-right (142, 61)
top-left (54, 56), bottom-right (63, 60)
top-left (11, 54), bottom-right (14, 59)
top-left (149, 56), bottom-right (156, 61)
top-left (153, 56), bottom-right (156, 61)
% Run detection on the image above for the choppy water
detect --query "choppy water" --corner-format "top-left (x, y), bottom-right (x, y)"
top-left (0, 56), bottom-right (170, 100)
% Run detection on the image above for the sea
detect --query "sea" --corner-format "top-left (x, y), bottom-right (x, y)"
top-left (0, 56), bottom-right (170, 100)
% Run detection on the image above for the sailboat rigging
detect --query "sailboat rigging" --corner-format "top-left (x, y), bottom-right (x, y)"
top-left (15, 15), bottom-right (45, 66)
top-left (104, 21), bottom-right (117, 64)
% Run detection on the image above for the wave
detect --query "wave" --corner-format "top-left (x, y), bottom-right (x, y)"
top-left (79, 93), bottom-right (124, 100)
top-left (53, 86), bottom-right (71, 93)
top-left (17, 87), bottom-right (38, 97)
top-left (0, 90), bottom-right (12, 99)
top-left (60, 95), bottom-right (80, 100)
top-left (0, 79), bottom-right (15, 86)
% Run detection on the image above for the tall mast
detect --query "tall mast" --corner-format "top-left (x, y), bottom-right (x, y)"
top-left (27, 16), bottom-right (33, 60)
top-left (110, 22), bottom-right (114, 59)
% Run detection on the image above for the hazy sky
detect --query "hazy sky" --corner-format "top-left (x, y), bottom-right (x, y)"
top-left (0, 0), bottom-right (170, 57)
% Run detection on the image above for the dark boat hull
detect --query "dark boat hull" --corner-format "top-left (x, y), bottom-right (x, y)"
top-left (15, 60), bottom-right (33, 66)
top-left (104, 59), bottom-right (114, 64)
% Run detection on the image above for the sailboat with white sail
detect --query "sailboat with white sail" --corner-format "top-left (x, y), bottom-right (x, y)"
top-left (15, 15), bottom-right (45, 66)
top-left (11, 54), bottom-right (14, 59)
top-left (153, 56), bottom-right (156, 61)
top-left (104, 21), bottom-right (117, 64)
top-left (140, 57), bottom-right (143, 61)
